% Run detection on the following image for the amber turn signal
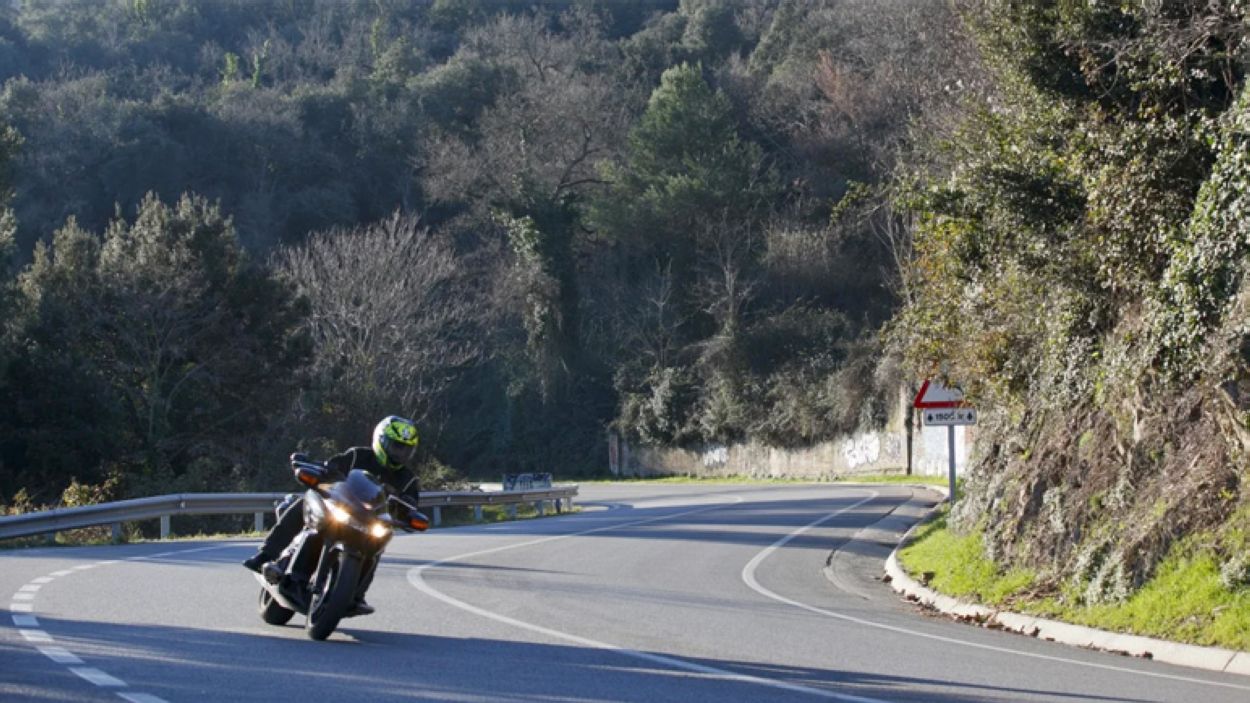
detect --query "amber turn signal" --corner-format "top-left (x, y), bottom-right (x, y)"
top-left (408, 516), bottom-right (430, 531)
top-left (296, 468), bottom-right (320, 487)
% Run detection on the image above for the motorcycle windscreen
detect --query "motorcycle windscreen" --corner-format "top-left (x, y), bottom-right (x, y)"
top-left (332, 469), bottom-right (387, 513)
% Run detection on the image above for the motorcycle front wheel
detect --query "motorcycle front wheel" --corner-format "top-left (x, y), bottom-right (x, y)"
top-left (305, 551), bottom-right (360, 640)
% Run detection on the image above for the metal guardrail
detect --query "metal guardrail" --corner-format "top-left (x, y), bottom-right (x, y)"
top-left (0, 485), bottom-right (579, 542)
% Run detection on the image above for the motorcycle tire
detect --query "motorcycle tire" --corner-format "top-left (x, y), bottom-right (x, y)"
top-left (258, 587), bottom-right (295, 625)
top-left (305, 551), bottom-right (360, 640)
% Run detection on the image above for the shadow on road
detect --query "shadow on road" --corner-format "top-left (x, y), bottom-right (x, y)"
top-left (2, 614), bottom-right (1156, 703)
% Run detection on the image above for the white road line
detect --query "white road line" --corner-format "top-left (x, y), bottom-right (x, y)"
top-left (131, 544), bottom-right (239, 561)
top-left (7, 543), bottom-right (239, 698)
top-left (71, 667), bottom-right (126, 687)
top-left (38, 646), bottom-right (83, 664)
top-left (740, 500), bottom-right (1250, 694)
top-left (118, 694), bottom-right (171, 703)
top-left (408, 495), bottom-right (893, 703)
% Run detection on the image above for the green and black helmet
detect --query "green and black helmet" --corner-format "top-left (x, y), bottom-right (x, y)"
top-left (373, 415), bottom-right (419, 470)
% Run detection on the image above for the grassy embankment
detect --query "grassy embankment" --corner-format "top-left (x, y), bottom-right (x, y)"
top-left (899, 508), bottom-right (1250, 651)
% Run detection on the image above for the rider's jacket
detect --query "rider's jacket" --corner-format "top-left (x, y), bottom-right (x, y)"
top-left (324, 446), bottom-right (420, 506)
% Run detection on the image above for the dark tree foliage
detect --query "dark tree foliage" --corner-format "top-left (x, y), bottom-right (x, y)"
top-left (2, 194), bottom-right (308, 502)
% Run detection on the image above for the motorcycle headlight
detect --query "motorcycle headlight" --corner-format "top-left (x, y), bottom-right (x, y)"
top-left (369, 522), bottom-right (391, 539)
top-left (327, 502), bottom-right (351, 524)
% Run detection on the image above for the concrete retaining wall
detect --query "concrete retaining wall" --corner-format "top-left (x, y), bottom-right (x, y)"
top-left (607, 385), bottom-right (975, 479)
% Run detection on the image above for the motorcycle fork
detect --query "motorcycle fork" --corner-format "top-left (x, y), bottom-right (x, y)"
top-left (290, 530), bottom-right (322, 579)
top-left (311, 539), bottom-right (336, 595)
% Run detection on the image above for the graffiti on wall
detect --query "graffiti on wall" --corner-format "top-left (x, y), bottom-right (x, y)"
top-left (842, 433), bottom-right (881, 468)
top-left (702, 445), bottom-right (728, 468)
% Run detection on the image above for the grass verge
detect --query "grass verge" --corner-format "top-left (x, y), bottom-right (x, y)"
top-left (898, 508), bottom-right (1250, 651)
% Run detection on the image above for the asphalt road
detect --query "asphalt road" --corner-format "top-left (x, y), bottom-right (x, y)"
top-left (3, 483), bottom-right (1249, 702)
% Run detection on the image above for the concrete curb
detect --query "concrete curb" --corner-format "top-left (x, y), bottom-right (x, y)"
top-left (883, 491), bottom-right (1250, 677)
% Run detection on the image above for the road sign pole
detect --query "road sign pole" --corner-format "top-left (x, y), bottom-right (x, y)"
top-left (947, 424), bottom-right (957, 504)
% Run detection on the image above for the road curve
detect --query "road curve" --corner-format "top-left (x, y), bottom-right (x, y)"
top-left (3, 483), bottom-right (1248, 702)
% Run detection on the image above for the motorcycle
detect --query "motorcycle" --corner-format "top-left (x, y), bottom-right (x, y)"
top-left (255, 454), bottom-right (430, 640)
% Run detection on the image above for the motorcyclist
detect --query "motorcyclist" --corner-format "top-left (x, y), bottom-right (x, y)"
top-left (243, 415), bottom-right (422, 615)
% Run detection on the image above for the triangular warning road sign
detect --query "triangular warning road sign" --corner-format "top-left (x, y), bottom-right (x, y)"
top-left (913, 379), bottom-right (966, 409)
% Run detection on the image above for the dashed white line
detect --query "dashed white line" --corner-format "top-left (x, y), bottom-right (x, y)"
top-left (7, 543), bottom-right (237, 702)
top-left (38, 646), bottom-right (84, 664)
top-left (117, 693), bottom-right (171, 703)
top-left (71, 667), bottom-right (126, 687)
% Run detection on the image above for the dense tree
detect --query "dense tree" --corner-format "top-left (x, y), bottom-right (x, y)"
top-left (3, 194), bottom-right (307, 500)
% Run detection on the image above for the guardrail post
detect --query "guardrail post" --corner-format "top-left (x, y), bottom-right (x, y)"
top-left (535, 500), bottom-right (546, 516)
top-left (254, 512), bottom-right (265, 533)
top-left (507, 504), bottom-right (517, 520)
top-left (111, 523), bottom-right (123, 544)
top-left (432, 506), bottom-right (442, 527)
top-left (473, 505), bottom-right (483, 523)
top-left (160, 515), bottom-right (171, 540)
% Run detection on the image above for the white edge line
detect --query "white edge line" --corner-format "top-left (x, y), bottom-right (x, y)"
top-left (740, 497), bottom-right (1250, 694)
top-left (408, 494), bottom-right (893, 703)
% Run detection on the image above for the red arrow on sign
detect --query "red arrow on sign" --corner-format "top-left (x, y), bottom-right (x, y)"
top-left (913, 379), bottom-right (967, 409)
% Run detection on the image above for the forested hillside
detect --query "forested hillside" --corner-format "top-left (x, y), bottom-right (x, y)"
top-left (0, 0), bottom-right (972, 506)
